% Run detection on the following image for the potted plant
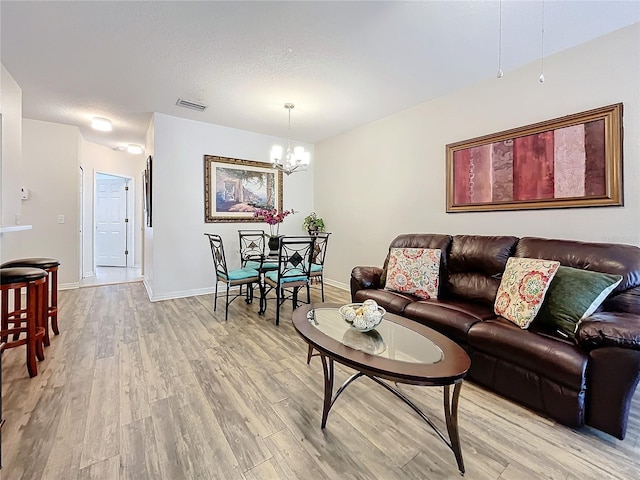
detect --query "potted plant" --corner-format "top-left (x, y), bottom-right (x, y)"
top-left (302, 212), bottom-right (325, 235)
top-left (254, 208), bottom-right (295, 251)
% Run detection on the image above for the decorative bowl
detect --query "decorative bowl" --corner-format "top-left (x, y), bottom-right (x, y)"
top-left (339, 301), bottom-right (386, 332)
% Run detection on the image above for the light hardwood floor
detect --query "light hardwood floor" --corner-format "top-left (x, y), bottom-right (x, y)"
top-left (1, 282), bottom-right (639, 479)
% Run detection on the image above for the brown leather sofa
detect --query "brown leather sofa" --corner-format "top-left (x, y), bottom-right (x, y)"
top-left (350, 234), bottom-right (640, 439)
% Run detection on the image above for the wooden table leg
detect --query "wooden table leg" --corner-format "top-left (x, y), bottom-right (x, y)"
top-left (320, 355), bottom-right (334, 428)
top-left (444, 382), bottom-right (465, 475)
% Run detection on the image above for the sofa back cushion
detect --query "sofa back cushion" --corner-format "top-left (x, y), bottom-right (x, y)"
top-left (446, 235), bottom-right (519, 305)
top-left (516, 237), bottom-right (640, 313)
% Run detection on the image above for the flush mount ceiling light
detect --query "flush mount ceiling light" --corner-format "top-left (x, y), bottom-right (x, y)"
top-left (270, 103), bottom-right (310, 175)
top-left (91, 117), bottom-right (112, 132)
top-left (127, 144), bottom-right (143, 155)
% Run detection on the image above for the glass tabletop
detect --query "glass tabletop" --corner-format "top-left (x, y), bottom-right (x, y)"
top-left (307, 307), bottom-right (443, 364)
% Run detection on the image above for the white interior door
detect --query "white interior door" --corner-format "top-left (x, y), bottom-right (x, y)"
top-left (95, 176), bottom-right (128, 267)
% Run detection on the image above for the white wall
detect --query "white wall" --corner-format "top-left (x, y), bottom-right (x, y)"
top-left (0, 64), bottom-right (24, 262)
top-left (315, 24), bottom-right (640, 289)
top-left (20, 119), bottom-right (80, 287)
top-left (145, 113), bottom-right (314, 300)
top-left (79, 140), bottom-right (146, 276)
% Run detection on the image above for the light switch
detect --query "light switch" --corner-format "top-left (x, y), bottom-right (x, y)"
top-left (57, 215), bottom-right (65, 224)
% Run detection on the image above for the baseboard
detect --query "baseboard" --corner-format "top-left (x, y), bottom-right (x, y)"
top-left (59, 282), bottom-right (80, 290)
top-left (325, 278), bottom-right (349, 291)
top-left (143, 281), bottom-right (250, 303)
top-left (148, 286), bottom-right (215, 302)
top-left (142, 277), bottom-right (154, 300)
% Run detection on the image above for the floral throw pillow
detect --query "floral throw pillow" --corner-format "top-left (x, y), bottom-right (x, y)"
top-left (494, 257), bottom-right (561, 328)
top-left (384, 248), bottom-right (441, 299)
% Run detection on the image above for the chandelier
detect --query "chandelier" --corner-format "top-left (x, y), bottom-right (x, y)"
top-left (270, 103), bottom-right (310, 175)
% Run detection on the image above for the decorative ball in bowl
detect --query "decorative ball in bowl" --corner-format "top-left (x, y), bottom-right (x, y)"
top-left (339, 300), bottom-right (386, 332)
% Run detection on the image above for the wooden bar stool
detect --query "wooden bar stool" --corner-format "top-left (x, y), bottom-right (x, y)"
top-left (0, 267), bottom-right (47, 377)
top-left (1, 258), bottom-right (60, 347)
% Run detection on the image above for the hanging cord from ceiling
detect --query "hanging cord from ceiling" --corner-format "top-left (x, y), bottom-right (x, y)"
top-left (539, 0), bottom-right (546, 83)
top-left (497, 0), bottom-right (504, 78)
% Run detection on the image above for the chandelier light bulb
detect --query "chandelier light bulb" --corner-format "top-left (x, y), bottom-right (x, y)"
top-left (270, 145), bottom-right (283, 164)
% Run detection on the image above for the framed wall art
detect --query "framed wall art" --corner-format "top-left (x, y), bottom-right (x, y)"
top-left (204, 155), bottom-right (282, 223)
top-left (144, 155), bottom-right (152, 227)
top-left (446, 103), bottom-right (623, 212)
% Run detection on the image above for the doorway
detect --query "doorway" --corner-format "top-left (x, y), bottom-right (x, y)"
top-left (94, 172), bottom-right (131, 267)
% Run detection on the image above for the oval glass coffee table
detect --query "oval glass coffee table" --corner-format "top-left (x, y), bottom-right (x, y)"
top-left (292, 303), bottom-right (471, 475)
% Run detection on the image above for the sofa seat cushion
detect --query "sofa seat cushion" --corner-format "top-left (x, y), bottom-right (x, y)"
top-left (403, 299), bottom-right (495, 344)
top-left (468, 318), bottom-right (588, 391)
top-left (353, 288), bottom-right (418, 315)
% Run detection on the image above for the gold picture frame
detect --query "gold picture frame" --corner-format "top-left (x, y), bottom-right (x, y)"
top-left (446, 103), bottom-right (623, 212)
top-left (204, 155), bottom-right (283, 223)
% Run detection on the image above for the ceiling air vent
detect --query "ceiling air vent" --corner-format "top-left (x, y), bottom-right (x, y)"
top-left (176, 98), bottom-right (207, 112)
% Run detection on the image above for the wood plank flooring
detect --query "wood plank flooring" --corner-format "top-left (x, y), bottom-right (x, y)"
top-left (1, 282), bottom-right (639, 479)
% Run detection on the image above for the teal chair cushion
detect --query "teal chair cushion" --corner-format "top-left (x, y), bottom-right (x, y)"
top-left (225, 267), bottom-right (259, 281)
top-left (311, 263), bottom-right (323, 273)
top-left (265, 268), bottom-right (308, 284)
top-left (246, 260), bottom-right (278, 270)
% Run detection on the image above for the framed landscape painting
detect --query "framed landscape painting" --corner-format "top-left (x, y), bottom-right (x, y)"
top-left (446, 103), bottom-right (623, 212)
top-left (145, 155), bottom-right (152, 227)
top-left (204, 155), bottom-right (282, 223)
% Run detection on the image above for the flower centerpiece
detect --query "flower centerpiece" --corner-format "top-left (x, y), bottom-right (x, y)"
top-left (254, 208), bottom-right (296, 251)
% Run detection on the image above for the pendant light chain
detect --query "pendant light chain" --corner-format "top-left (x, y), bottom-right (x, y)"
top-left (287, 104), bottom-right (292, 154)
top-left (539, 0), bottom-right (545, 83)
top-left (497, 0), bottom-right (503, 78)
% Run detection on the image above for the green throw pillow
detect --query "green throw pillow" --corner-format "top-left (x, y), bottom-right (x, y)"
top-left (535, 266), bottom-right (622, 339)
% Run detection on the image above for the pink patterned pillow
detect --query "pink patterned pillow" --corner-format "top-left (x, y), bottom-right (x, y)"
top-left (494, 257), bottom-right (561, 328)
top-left (384, 248), bottom-right (441, 299)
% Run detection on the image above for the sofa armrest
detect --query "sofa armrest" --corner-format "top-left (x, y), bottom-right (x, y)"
top-left (585, 347), bottom-right (640, 439)
top-left (350, 266), bottom-right (384, 301)
top-left (576, 312), bottom-right (640, 351)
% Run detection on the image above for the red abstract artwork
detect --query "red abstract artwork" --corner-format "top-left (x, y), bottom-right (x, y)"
top-left (446, 104), bottom-right (622, 212)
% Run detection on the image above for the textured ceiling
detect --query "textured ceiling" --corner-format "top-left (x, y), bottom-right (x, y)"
top-left (1, 1), bottom-right (639, 152)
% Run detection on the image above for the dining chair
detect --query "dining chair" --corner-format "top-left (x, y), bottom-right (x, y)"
top-left (238, 229), bottom-right (278, 271)
top-left (205, 233), bottom-right (260, 322)
top-left (238, 230), bottom-right (266, 266)
top-left (309, 232), bottom-right (331, 301)
top-left (259, 236), bottom-right (315, 326)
